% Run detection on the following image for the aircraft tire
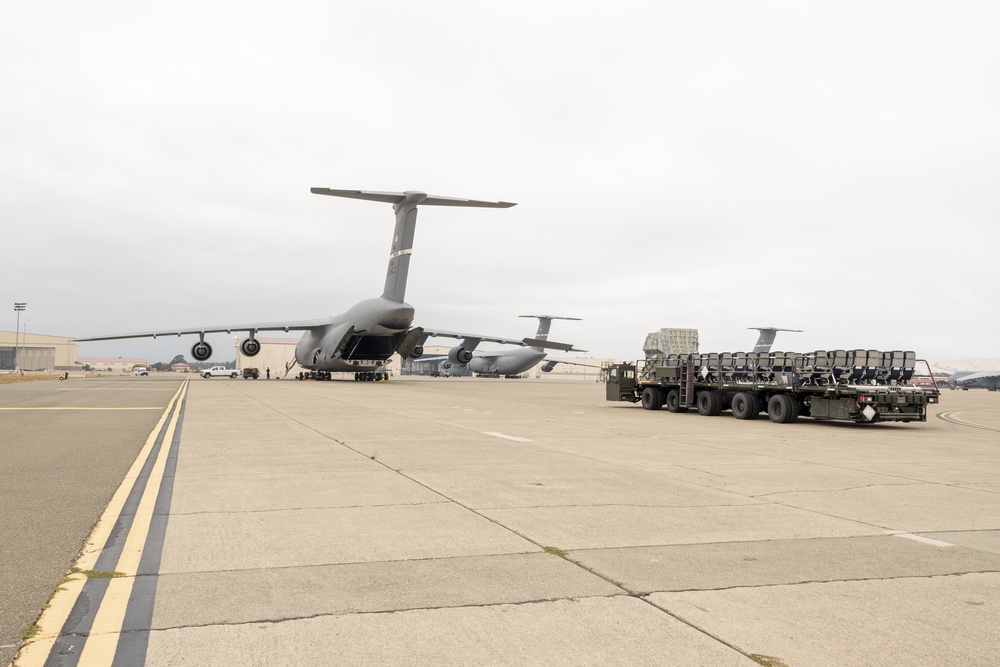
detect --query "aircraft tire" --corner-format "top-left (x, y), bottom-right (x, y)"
top-left (732, 392), bottom-right (759, 420)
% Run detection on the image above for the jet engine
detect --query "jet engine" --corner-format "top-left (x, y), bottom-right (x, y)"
top-left (410, 345), bottom-right (424, 359)
top-left (240, 338), bottom-right (261, 357)
top-left (191, 341), bottom-right (213, 361)
top-left (448, 345), bottom-right (474, 365)
top-left (541, 361), bottom-right (557, 373)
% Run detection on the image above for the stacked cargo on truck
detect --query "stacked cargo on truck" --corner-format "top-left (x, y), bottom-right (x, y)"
top-left (604, 348), bottom-right (940, 424)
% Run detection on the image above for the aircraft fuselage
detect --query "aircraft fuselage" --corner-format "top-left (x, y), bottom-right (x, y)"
top-left (948, 370), bottom-right (1000, 390)
top-left (469, 347), bottom-right (547, 376)
top-left (295, 297), bottom-right (415, 373)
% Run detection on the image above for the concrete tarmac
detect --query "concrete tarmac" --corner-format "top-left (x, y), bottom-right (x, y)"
top-left (9, 376), bottom-right (1000, 666)
top-left (0, 376), bottom-right (184, 667)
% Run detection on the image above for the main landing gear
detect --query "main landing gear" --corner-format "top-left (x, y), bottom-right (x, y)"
top-left (295, 371), bottom-right (388, 381)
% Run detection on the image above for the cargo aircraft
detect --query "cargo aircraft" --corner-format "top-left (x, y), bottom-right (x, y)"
top-left (946, 370), bottom-right (1000, 391)
top-left (413, 315), bottom-right (590, 378)
top-left (77, 189), bottom-right (575, 381)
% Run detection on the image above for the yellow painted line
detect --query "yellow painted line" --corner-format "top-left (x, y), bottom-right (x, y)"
top-left (13, 379), bottom-right (188, 667)
top-left (937, 410), bottom-right (1000, 433)
top-left (0, 407), bottom-right (165, 410)
top-left (78, 379), bottom-right (188, 665)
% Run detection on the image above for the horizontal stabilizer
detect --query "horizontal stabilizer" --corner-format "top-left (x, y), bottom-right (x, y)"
top-left (311, 188), bottom-right (516, 208)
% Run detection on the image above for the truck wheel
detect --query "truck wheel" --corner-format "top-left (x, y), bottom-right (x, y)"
top-left (767, 394), bottom-right (800, 423)
top-left (641, 387), bottom-right (664, 410)
top-left (696, 391), bottom-right (722, 416)
top-left (732, 392), bottom-right (759, 420)
top-left (665, 389), bottom-right (688, 413)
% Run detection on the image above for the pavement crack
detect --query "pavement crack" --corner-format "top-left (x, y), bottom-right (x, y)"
top-left (133, 593), bottom-right (631, 633)
top-left (477, 501), bottom-right (763, 510)
top-left (633, 569), bottom-right (1000, 595)
top-left (753, 481), bottom-right (928, 498)
top-left (165, 500), bottom-right (450, 516)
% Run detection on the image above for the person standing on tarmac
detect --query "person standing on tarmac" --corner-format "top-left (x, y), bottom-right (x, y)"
top-left (266, 367), bottom-right (270, 379)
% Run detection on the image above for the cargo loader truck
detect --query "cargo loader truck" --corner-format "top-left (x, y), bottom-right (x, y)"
top-left (604, 348), bottom-right (940, 424)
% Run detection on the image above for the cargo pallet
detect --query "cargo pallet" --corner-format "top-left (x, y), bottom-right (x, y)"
top-left (604, 349), bottom-right (940, 424)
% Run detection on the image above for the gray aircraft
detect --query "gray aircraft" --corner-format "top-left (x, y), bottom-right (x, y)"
top-left (749, 327), bottom-right (802, 353)
top-left (77, 188), bottom-right (572, 381)
top-left (413, 315), bottom-right (588, 378)
top-left (947, 370), bottom-right (1000, 391)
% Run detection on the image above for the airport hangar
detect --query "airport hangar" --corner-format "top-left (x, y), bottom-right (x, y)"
top-left (0, 330), bottom-right (78, 371)
top-left (0, 330), bottom-right (146, 373)
top-left (234, 336), bottom-right (612, 380)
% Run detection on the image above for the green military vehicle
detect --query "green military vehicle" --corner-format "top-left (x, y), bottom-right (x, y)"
top-left (604, 348), bottom-right (940, 424)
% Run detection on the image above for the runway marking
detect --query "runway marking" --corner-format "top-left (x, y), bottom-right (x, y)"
top-left (57, 388), bottom-right (180, 391)
top-left (936, 410), bottom-right (1000, 433)
top-left (0, 407), bottom-right (164, 410)
top-left (78, 380), bottom-right (187, 666)
top-left (887, 531), bottom-right (955, 548)
top-left (15, 379), bottom-right (188, 667)
top-left (483, 431), bottom-right (533, 442)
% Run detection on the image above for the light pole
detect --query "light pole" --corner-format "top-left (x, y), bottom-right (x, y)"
top-left (13, 302), bottom-right (26, 372)
top-left (22, 319), bottom-right (30, 371)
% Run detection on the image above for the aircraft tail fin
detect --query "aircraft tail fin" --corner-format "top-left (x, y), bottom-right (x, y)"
top-left (748, 327), bottom-right (803, 354)
top-left (311, 189), bottom-right (516, 303)
top-left (519, 315), bottom-right (582, 350)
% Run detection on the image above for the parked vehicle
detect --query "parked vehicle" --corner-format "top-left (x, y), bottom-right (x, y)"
top-left (202, 365), bottom-right (238, 379)
top-left (604, 348), bottom-right (940, 425)
top-left (133, 367), bottom-right (148, 376)
top-left (242, 367), bottom-right (260, 379)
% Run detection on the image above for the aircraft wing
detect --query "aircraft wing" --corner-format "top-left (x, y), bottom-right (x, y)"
top-left (419, 328), bottom-right (584, 352)
top-left (960, 371), bottom-right (1000, 386)
top-left (521, 337), bottom-right (587, 353)
top-left (418, 328), bottom-right (529, 347)
top-left (75, 318), bottom-right (330, 342)
top-left (544, 359), bottom-right (602, 369)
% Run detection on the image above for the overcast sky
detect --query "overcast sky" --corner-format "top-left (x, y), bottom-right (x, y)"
top-left (2, 1), bottom-right (998, 364)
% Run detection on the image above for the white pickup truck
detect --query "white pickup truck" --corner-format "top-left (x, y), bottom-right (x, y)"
top-left (202, 366), bottom-right (238, 379)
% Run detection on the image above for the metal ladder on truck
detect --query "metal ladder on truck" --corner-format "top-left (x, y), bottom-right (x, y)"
top-left (679, 359), bottom-right (696, 408)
